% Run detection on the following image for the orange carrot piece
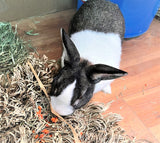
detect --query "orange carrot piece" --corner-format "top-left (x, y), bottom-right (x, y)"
top-left (41, 129), bottom-right (49, 134)
top-left (51, 117), bottom-right (58, 123)
top-left (36, 110), bottom-right (41, 115)
top-left (35, 134), bottom-right (39, 139)
top-left (38, 106), bottom-right (42, 110)
top-left (39, 134), bottom-right (44, 138)
top-left (36, 109), bottom-right (43, 119)
top-left (45, 124), bottom-right (49, 127)
top-left (80, 132), bottom-right (83, 136)
top-left (32, 130), bottom-right (35, 133)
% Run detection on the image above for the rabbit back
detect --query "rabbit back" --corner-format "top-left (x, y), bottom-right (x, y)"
top-left (70, 30), bottom-right (121, 68)
top-left (69, 0), bottom-right (125, 40)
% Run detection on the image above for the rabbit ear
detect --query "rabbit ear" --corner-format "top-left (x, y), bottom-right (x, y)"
top-left (60, 28), bottom-right (80, 67)
top-left (86, 64), bottom-right (127, 84)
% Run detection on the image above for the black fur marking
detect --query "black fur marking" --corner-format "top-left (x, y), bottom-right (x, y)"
top-left (70, 61), bottom-right (95, 107)
top-left (61, 28), bottom-right (80, 66)
top-left (50, 65), bottom-right (76, 96)
top-left (86, 64), bottom-right (128, 84)
top-left (72, 86), bottom-right (94, 109)
top-left (50, 60), bottom-right (95, 109)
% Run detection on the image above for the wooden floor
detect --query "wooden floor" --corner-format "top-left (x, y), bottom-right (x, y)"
top-left (12, 9), bottom-right (160, 142)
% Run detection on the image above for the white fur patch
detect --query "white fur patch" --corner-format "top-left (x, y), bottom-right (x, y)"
top-left (70, 30), bottom-right (122, 93)
top-left (71, 30), bottom-right (122, 67)
top-left (94, 80), bottom-right (113, 94)
top-left (51, 80), bottom-right (76, 116)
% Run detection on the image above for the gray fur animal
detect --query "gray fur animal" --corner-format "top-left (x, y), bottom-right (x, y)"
top-left (50, 0), bottom-right (127, 116)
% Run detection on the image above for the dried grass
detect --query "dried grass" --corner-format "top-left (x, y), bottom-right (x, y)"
top-left (0, 54), bottom-right (150, 143)
top-left (0, 22), bottom-right (29, 74)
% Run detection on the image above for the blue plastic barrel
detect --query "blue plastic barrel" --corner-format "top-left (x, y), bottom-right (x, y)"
top-left (77, 0), bottom-right (160, 38)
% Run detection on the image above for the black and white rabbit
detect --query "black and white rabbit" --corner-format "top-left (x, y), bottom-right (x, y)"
top-left (50, 0), bottom-right (127, 116)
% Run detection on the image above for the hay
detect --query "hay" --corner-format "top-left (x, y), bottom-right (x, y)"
top-left (0, 22), bottom-right (28, 74)
top-left (0, 54), bottom-right (151, 143)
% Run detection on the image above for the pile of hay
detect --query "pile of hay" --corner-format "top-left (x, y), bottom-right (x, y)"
top-left (0, 22), bottom-right (28, 74)
top-left (0, 54), bottom-right (149, 143)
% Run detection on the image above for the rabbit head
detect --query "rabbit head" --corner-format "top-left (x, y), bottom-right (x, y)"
top-left (50, 29), bottom-right (127, 116)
